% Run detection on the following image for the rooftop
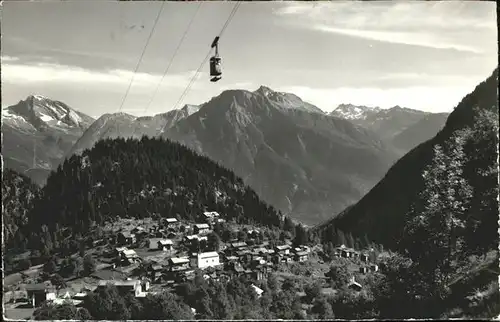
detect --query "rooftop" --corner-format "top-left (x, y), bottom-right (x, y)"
top-left (170, 257), bottom-right (190, 265)
top-left (98, 280), bottom-right (140, 287)
top-left (198, 251), bottom-right (219, 259)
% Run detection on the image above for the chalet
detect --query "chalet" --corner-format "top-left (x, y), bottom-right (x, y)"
top-left (169, 257), bottom-right (190, 271)
top-left (119, 249), bottom-right (140, 265)
top-left (275, 245), bottom-right (291, 255)
top-left (370, 264), bottom-right (379, 272)
top-left (24, 283), bottom-right (56, 307)
top-left (148, 238), bottom-right (173, 251)
top-left (97, 280), bottom-right (142, 297)
top-left (192, 251), bottom-right (220, 269)
top-left (184, 235), bottom-right (208, 248)
top-left (359, 266), bottom-right (369, 274)
top-left (202, 211), bottom-right (220, 223)
top-left (193, 223), bottom-right (211, 235)
top-left (360, 253), bottom-right (370, 262)
top-left (117, 232), bottom-right (136, 245)
top-left (341, 248), bottom-right (355, 258)
top-left (347, 276), bottom-right (362, 292)
top-left (230, 241), bottom-right (248, 250)
top-left (165, 218), bottom-right (179, 227)
top-left (294, 251), bottom-right (309, 262)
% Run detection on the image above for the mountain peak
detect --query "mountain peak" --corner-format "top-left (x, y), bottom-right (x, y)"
top-left (331, 104), bottom-right (381, 120)
top-left (5, 95), bottom-right (94, 131)
top-left (255, 85), bottom-right (274, 96)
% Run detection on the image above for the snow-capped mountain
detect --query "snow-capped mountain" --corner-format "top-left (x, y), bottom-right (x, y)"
top-left (330, 103), bottom-right (381, 120)
top-left (330, 103), bottom-right (448, 152)
top-left (2, 95), bottom-right (95, 185)
top-left (3, 95), bottom-right (94, 131)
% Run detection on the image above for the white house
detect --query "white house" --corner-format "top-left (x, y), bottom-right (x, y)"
top-left (194, 223), bottom-right (211, 235)
top-left (203, 211), bottom-right (220, 220)
top-left (251, 284), bottom-right (264, 298)
top-left (193, 251), bottom-right (220, 269)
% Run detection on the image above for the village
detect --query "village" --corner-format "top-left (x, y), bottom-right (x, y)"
top-left (4, 210), bottom-right (384, 319)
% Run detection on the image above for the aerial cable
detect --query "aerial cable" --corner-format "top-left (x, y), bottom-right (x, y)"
top-left (169, 1), bottom-right (241, 115)
top-left (116, 0), bottom-right (167, 114)
top-left (141, 1), bottom-right (203, 116)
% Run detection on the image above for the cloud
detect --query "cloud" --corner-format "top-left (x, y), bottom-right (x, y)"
top-left (273, 1), bottom-right (496, 54)
top-left (277, 84), bottom-right (479, 113)
top-left (314, 26), bottom-right (483, 53)
top-left (1, 55), bottom-right (20, 62)
top-left (1, 61), bottom-right (207, 91)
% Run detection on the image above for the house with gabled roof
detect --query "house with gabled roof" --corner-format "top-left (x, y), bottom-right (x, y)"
top-left (275, 245), bottom-right (291, 255)
top-left (202, 211), bottom-right (220, 224)
top-left (97, 280), bottom-right (142, 297)
top-left (169, 257), bottom-right (190, 271)
top-left (149, 238), bottom-right (173, 251)
top-left (193, 223), bottom-right (211, 235)
top-left (117, 231), bottom-right (136, 245)
top-left (24, 283), bottom-right (56, 307)
top-left (294, 251), bottom-right (309, 262)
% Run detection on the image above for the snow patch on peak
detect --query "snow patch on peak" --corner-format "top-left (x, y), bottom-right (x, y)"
top-left (331, 104), bottom-right (380, 120)
top-left (256, 85), bottom-right (274, 96)
top-left (181, 104), bottom-right (200, 116)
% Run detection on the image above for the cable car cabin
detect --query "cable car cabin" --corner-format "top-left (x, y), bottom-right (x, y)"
top-left (209, 36), bottom-right (222, 82)
top-left (210, 56), bottom-right (222, 82)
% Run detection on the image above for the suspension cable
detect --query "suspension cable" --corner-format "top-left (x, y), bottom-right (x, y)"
top-left (168, 1), bottom-right (241, 116)
top-left (141, 1), bottom-right (203, 116)
top-left (116, 0), bottom-right (167, 114)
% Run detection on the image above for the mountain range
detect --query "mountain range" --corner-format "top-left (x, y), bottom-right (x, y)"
top-left (2, 87), bottom-right (449, 225)
top-left (319, 68), bottom-right (499, 249)
top-left (330, 103), bottom-right (449, 153)
top-left (2, 95), bottom-right (95, 185)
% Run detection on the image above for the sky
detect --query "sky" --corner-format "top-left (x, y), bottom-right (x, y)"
top-left (1, 0), bottom-right (497, 118)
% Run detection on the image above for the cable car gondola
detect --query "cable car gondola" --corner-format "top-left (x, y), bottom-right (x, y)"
top-left (209, 36), bottom-right (222, 82)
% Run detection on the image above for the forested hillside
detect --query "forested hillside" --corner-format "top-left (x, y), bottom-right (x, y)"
top-left (317, 69), bottom-right (499, 318)
top-left (2, 168), bottom-right (40, 249)
top-left (21, 137), bottom-right (284, 254)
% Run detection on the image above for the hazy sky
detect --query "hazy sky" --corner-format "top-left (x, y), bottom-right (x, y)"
top-left (1, 0), bottom-right (497, 118)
